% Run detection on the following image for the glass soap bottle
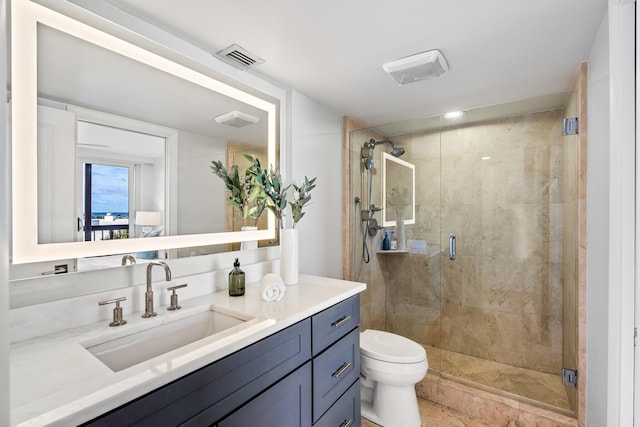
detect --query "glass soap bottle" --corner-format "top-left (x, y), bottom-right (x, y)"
top-left (229, 258), bottom-right (245, 296)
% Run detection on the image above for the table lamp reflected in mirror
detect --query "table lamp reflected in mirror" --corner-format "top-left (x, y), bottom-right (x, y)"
top-left (135, 211), bottom-right (162, 259)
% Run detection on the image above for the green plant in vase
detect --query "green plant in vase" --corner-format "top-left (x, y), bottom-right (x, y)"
top-left (245, 155), bottom-right (290, 229)
top-left (210, 159), bottom-right (267, 227)
top-left (289, 176), bottom-right (317, 228)
top-left (245, 154), bottom-right (317, 285)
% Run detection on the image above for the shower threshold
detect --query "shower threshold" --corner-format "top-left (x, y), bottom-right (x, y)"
top-left (424, 345), bottom-right (574, 416)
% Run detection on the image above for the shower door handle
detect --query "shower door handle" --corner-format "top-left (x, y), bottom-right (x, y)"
top-left (449, 234), bottom-right (456, 261)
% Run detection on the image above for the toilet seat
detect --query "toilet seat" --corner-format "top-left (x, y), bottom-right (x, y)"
top-left (360, 329), bottom-right (426, 363)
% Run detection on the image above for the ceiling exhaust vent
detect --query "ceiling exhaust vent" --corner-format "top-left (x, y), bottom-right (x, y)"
top-left (216, 43), bottom-right (265, 70)
top-left (383, 49), bottom-right (448, 85)
top-left (215, 110), bottom-right (260, 127)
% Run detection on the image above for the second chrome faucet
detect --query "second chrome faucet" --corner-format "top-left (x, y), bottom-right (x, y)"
top-left (143, 261), bottom-right (172, 318)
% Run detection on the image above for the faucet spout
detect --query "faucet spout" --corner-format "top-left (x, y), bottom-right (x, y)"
top-left (143, 261), bottom-right (172, 318)
top-left (121, 255), bottom-right (136, 266)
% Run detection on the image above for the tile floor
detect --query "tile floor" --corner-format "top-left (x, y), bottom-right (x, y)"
top-left (426, 346), bottom-right (571, 412)
top-left (361, 398), bottom-right (490, 427)
top-left (359, 346), bottom-right (574, 426)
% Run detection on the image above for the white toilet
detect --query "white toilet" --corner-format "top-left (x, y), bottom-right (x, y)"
top-left (359, 329), bottom-right (428, 427)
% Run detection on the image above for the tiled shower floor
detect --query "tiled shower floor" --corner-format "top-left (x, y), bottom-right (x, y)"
top-left (425, 345), bottom-right (572, 413)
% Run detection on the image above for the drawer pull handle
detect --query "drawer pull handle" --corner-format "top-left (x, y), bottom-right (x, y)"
top-left (340, 419), bottom-right (353, 427)
top-left (332, 362), bottom-right (352, 379)
top-left (331, 315), bottom-right (352, 328)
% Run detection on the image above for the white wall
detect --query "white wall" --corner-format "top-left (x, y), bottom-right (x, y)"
top-left (290, 90), bottom-right (343, 279)
top-left (605, 1), bottom-right (636, 425)
top-left (586, 11), bottom-right (610, 427)
top-left (177, 131), bottom-right (227, 235)
top-left (0, 0), bottom-right (9, 421)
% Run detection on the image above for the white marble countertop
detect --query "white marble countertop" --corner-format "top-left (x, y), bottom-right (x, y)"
top-left (10, 274), bottom-right (366, 426)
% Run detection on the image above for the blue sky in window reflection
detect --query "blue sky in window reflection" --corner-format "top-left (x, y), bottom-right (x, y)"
top-left (91, 164), bottom-right (128, 217)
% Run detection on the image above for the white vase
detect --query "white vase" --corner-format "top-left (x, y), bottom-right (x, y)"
top-left (397, 219), bottom-right (406, 250)
top-left (279, 228), bottom-right (299, 285)
top-left (240, 226), bottom-right (258, 250)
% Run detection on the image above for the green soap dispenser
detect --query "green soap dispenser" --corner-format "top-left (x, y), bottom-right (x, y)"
top-left (229, 258), bottom-right (245, 296)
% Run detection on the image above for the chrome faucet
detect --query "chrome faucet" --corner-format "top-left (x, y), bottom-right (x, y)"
top-left (121, 255), bottom-right (136, 266)
top-left (143, 261), bottom-right (172, 318)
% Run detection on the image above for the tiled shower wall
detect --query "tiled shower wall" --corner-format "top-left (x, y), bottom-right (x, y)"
top-left (351, 129), bottom-right (388, 333)
top-left (367, 109), bottom-right (568, 375)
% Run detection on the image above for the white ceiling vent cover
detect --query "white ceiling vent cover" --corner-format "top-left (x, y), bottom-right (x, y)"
top-left (217, 44), bottom-right (265, 70)
top-left (215, 111), bottom-right (260, 127)
top-left (383, 49), bottom-right (449, 85)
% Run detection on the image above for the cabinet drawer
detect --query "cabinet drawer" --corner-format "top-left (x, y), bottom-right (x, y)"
top-left (219, 361), bottom-right (312, 427)
top-left (313, 380), bottom-right (360, 427)
top-left (312, 295), bottom-right (360, 355)
top-left (312, 328), bottom-right (360, 422)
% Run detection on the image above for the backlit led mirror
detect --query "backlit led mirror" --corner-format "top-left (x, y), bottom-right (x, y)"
top-left (10, 0), bottom-right (277, 270)
top-left (381, 152), bottom-right (415, 227)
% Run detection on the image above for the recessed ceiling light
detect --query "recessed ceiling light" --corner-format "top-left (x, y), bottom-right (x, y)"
top-left (444, 111), bottom-right (464, 120)
top-left (215, 111), bottom-right (260, 127)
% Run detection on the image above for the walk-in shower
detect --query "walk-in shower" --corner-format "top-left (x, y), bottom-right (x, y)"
top-left (347, 92), bottom-right (584, 419)
top-left (356, 139), bottom-right (405, 263)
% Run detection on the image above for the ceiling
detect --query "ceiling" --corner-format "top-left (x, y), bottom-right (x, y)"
top-left (105, 0), bottom-right (608, 127)
top-left (38, 24), bottom-right (268, 145)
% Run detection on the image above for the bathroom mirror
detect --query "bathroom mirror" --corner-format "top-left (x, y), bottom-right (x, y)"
top-left (381, 152), bottom-right (415, 227)
top-left (11, 0), bottom-right (277, 267)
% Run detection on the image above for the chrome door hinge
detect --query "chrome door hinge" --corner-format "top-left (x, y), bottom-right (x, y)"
top-left (563, 117), bottom-right (579, 135)
top-left (562, 368), bottom-right (578, 388)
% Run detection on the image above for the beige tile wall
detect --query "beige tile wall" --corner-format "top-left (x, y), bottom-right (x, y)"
top-left (350, 129), bottom-right (388, 332)
top-left (356, 109), bottom-right (568, 375)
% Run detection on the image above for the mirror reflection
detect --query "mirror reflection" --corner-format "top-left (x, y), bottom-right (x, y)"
top-left (11, 10), bottom-right (277, 279)
top-left (382, 152), bottom-right (415, 227)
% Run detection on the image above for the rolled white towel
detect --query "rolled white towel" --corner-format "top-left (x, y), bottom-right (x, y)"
top-left (261, 273), bottom-right (286, 302)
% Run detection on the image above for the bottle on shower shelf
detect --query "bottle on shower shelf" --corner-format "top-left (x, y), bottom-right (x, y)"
top-left (382, 231), bottom-right (390, 250)
top-left (397, 219), bottom-right (406, 250)
top-left (390, 230), bottom-right (397, 250)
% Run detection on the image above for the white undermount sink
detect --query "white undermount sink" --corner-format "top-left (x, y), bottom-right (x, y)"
top-left (83, 308), bottom-right (252, 372)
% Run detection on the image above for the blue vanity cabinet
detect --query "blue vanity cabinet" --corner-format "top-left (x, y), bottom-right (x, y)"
top-left (217, 361), bottom-right (312, 427)
top-left (313, 380), bottom-right (360, 427)
top-left (82, 294), bottom-right (361, 427)
top-left (83, 319), bottom-right (311, 427)
top-left (311, 294), bottom-right (360, 355)
top-left (311, 295), bottom-right (361, 426)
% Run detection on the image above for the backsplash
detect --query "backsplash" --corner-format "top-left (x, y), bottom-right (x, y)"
top-left (9, 254), bottom-right (278, 343)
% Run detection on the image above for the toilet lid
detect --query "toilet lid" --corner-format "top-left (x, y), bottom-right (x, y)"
top-left (360, 329), bottom-right (426, 363)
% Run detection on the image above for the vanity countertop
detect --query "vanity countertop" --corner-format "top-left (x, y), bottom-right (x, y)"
top-left (10, 274), bottom-right (366, 427)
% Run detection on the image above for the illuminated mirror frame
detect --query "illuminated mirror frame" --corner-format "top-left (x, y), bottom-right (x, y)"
top-left (11, 0), bottom-right (277, 263)
top-left (381, 152), bottom-right (415, 227)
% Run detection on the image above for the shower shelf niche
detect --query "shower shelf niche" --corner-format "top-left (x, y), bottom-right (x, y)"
top-left (376, 249), bottom-right (409, 254)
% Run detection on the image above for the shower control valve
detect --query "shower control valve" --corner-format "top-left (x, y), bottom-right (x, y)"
top-left (368, 219), bottom-right (383, 237)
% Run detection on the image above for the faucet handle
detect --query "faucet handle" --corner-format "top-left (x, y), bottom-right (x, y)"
top-left (167, 284), bottom-right (187, 311)
top-left (98, 297), bottom-right (127, 327)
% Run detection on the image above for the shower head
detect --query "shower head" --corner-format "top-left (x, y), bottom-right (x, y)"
top-left (391, 145), bottom-right (405, 157)
top-left (368, 139), bottom-right (405, 157)
top-left (361, 138), bottom-right (405, 169)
